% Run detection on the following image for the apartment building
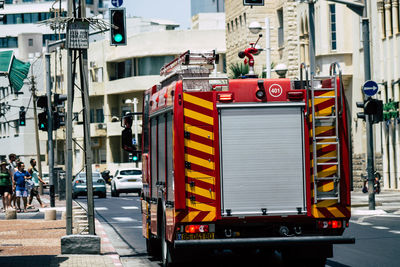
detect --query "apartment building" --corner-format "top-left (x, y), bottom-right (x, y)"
top-left (225, 1), bottom-right (299, 79)
top-left (51, 19), bottom-right (226, 175)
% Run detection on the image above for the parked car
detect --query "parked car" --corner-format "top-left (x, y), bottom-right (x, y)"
top-left (72, 172), bottom-right (107, 199)
top-left (111, 168), bottom-right (142, 197)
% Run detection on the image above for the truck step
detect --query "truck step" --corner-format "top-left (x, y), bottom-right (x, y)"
top-left (316, 162), bottom-right (339, 166)
top-left (312, 87), bottom-right (335, 91)
top-left (314, 96), bottom-right (336, 99)
top-left (315, 176), bottom-right (339, 181)
top-left (315, 136), bottom-right (337, 140)
top-left (316, 156), bottom-right (337, 160)
top-left (315, 116), bottom-right (336, 120)
top-left (316, 196), bottom-right (339, 201)
top-left (315, 141), bottom-right (338, 145)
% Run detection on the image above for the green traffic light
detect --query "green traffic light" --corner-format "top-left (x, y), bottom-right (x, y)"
top-left (40, 123), bottom-right (45, 129)
top-left (114, 34), bottom-right (123, 43)
top-left (132, 156), bottom-right (138, 161)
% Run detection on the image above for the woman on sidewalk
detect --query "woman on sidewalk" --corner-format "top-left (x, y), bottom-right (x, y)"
top-left (0, 161), bottom-right (13, 211)
top-left (27, 159), bottom-right (46, 209)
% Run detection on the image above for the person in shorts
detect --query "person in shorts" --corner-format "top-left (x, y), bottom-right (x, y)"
top-left (7, 154), bottom-right (17, 209)
top-left (27, 159), bottom-right (46, 209)
top-left (13, 162), bottom-right (31, 213)
top-left (0, 161), bottom-right (13, 211)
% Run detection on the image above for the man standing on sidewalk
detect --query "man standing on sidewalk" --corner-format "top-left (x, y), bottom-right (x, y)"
top-left (27, 159), bottom-right (46, 209)
top-left (0, 161), bottom-right (13, 211)
top-left (8, 154), bottom-right (17, 209)
top-left (13, 162), bottom-right (31, 213)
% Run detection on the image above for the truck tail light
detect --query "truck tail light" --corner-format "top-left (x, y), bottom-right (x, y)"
top-left (184, 224), bottom-right (209, 233)
top-left (317, 220), bottom-right (343, 229)
top-left (218, 92), bottom-right (233, 102)
top-left (287, 91), bottom-right (304, 101)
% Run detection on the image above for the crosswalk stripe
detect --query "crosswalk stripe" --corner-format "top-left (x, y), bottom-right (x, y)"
top-left (121, 206), bottom-right (139, 210)
top-left (389, 230), bottom-right (400, 234)
top-left (95, 207), bottom-right (108, 211)
top-left (373, 226), bottom-right (389, 230)
top-left (112, 217), bottom-right (136, 222)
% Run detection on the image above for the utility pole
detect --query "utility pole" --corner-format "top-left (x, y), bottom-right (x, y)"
top-left (45, 53), bottom-right (55, 208)
top-left (308, 0), bottom-right (375, 208)
top-left (133, 98), bottom-right (139, 167)
top-left (31, 76), bottom-right (44, 195)
top-left (65, 0), bottom-right (73, 235)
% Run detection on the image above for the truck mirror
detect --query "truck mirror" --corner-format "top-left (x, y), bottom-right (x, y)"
top-left (122, 127), bottom-right (135, 152)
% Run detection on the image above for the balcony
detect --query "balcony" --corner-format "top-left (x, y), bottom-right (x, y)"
top-left (105, 76), bottom-right (161, 95)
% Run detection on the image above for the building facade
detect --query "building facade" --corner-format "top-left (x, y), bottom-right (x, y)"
top-left (50, 21), bottom-right (226, 175)
top-left (225, 0), bottom-right (299, 79)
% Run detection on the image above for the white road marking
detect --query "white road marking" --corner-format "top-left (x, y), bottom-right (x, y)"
top-left (95, 207), bottom-right (108, 211)
top-left (121, 206), bottom-right (139, 210)
top-left (389, 230), bottom-right (400, 234)
top-left (112, 217), bottom-right (136, 222)
top-left (373, 226), bottom-right (389, 230)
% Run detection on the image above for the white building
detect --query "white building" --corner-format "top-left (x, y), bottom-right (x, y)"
top-left (0, 0), bottom-right (108, 165)
top-left (51, 18), bottom-right (226, 175)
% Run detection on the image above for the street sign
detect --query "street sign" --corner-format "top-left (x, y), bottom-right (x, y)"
top-left (111, 0), bottom-right (123, 8)
top-left (66, 21), bottom-right (89, 50)
top-left (363, 80), bottom-right (379, 96)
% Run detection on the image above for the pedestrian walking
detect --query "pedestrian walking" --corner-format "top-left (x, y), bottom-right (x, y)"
top-left (0, 161), bottom-right (13, 211)
top-left (27, 159), bottom-right (46, 209)
top-left (7, 154), bottom-right (17, 209)
top-left (13, 162), bottom-right (31, 213)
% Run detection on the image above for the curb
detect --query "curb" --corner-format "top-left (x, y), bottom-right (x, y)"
top-left (96, 219), bottom-right (123, 267)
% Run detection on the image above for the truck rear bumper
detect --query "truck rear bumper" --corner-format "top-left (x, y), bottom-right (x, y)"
top-left (174, 236), bottom-right (355, 248)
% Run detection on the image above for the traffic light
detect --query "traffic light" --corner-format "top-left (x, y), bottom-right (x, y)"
top-left (356, 98), bottom-right (383, 123)
top-left (110, 8), bottom-right (126, 46)
top-left (53, 94), bottom-right (67, 130)
top-left (38, 111), bottom-right (48, 131)
top-left (356, 101), bottom-right (365, 120)
top-left (243, 0), bottom-right (264, 6)
top-left (37, 95), bottom-right (48, 131)
top-left (19, 110), bottom-right (26, 126)
top-left (132, 151), bottom-right (141, 162)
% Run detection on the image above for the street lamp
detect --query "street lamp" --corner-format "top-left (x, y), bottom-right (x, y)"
top-left (248, 18), bottom-right (271, 78)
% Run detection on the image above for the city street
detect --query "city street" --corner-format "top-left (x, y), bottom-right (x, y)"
top-left (72, 188), bottom-right (400, 267)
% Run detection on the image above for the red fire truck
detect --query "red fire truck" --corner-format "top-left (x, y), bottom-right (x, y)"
top-left (122, 50), bottom-right (354, 266)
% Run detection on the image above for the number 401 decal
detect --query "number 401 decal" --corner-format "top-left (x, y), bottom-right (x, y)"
top-left (268, 84), bottom-right (283, 98)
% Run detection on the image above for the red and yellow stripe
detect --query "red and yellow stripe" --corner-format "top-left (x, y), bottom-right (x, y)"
top-left (310, 88), bottom-right (350, 218)
top-left (176, 93), bottom-right (217, 223)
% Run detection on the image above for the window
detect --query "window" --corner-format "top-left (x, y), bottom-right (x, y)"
top-left (277, 9), bottom-right (284, 47)
top-left (150, 118), bottom-right (158, 198)
top-left (6, 0), bottom-right (13, 4)
top-left (14, 121), bottom-right (19, 136)
top-left (98, 0), bottom-right (104, 8)
top-left (23, 13), bottom-right (32, 23)
top-left (138, 56), bottom-right (174, 76)
top-left (96, 109), bottom-right (104, 123)
top-left (86, 0), bottom-right (94, 4)
top-left (0, 37), bottom-right (18, 48)
top-left (28, 38), bottom-right (33, 47)
top-left (329, 4), bottom-right (337, 51)
top-left (90, 67), bottom-right (103, 82)
top-left (90, 109), bottom-right (95, 123)
top-left (120, 170), bottom-right (142, 175)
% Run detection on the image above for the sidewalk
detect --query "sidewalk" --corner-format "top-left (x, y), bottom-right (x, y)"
top-left (351, 189), bottom-right (400, 215)
top-left (0, 194), bottom-right (122, 267)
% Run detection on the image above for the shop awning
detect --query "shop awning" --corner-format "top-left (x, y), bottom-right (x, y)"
top-left (0, 51), bottom-right (31, 92)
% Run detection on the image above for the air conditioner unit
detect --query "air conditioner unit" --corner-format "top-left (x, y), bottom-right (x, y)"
top-left (97, 123), bottom-right (106, 129)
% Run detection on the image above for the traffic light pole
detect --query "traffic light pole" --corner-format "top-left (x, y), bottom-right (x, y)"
top-left (31, 79), bottom-right (44, 195)
top-left (45, 53), bottom-right (55, 208)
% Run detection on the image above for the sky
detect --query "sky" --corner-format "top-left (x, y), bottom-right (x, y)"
top-left (121, 0), bottom-right (191, 30)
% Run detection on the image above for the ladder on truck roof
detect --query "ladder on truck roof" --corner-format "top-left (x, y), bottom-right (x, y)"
top-left (301, 62), bottom-right (343, 204)
top-left (160, 50), bottom-right (219, 76)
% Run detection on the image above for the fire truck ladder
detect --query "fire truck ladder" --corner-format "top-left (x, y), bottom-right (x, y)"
top-left (305, 63), bottom-right (343, 204)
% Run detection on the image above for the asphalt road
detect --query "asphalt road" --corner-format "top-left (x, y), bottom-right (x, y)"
top-left (75, 192), bottom-right (400, 267)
